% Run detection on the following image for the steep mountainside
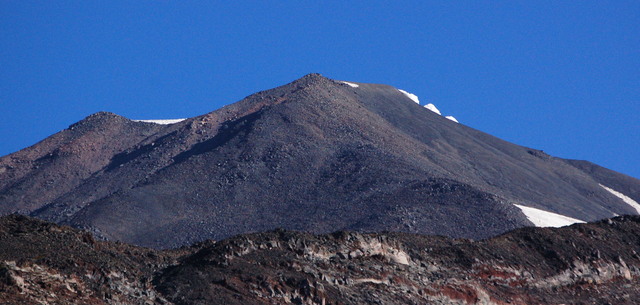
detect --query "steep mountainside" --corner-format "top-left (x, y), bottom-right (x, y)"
top-left (2, 215), bottom-right (640, 304)
top-left (1, 74), bottom-right (639, 248)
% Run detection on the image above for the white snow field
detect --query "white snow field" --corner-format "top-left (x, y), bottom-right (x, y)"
top-left (599, 184), bottom-right (640, 214)
top-left (514, 204), bottom-right (585, 228)
top-left (424, 103), bottom-right (441, 115)
top-left (133, 119), bottom-right (186, 125)
top-left (395, 88), bottom-right (458, 120)
top-left (445, 116), bottom-right (458, 123)
top-left (340, 81), bottom-right (359, 88)
top-left (398, 89), bottom-right (420, 104)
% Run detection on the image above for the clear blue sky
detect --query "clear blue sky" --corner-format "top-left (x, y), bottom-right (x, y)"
top-left (1, 1), bottom-right (638, 178)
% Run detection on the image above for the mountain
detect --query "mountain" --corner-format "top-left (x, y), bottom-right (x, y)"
top-left (2, 214), bottom-right (640, 304)
top-left (1, 73), bottom-right (639, 248)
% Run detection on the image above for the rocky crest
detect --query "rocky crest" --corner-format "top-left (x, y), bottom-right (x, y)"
top-left (1, 215), bottom-right (640, 304)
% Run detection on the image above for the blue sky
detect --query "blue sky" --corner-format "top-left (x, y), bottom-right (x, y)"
top-left (1, 1), bottom-right (638, 178)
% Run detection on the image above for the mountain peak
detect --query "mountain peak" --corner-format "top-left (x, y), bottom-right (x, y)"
top-left (287, 72), bottom-right (334, 88)
top-left (3, 74), bottom-right (640, 249)
top-left (300, 72), bottom-right (325, 80)
top-left (86, 111), bottom-right (122, 119)
top-left (68, 111), bottom-right (128, 130)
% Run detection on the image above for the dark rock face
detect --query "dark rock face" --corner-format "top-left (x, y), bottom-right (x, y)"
top-left (0, 215), bottom-right (176, 304)
top-left (155, 216), bottom-right (640, 305)
top-left (1, 73), bottom-right (639, 248)
top-left (2, 215), bottom-right (640, 304)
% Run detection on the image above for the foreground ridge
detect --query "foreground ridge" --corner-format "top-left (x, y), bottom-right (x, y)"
top-left (1, 215), bottom-right (640, 304)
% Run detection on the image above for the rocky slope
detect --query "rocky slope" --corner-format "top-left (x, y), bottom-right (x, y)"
top-left (0, 215), bottom-right (175, 304)
top-left (1, 74), bottom-right (639, 248)
top-left (0, 112), bottom-right (164, 215)
top-left (1, 215), bottom-right (640, 304)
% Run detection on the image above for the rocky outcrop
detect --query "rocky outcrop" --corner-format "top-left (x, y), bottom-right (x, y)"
top-left (0, 261), bottom-right (169, 305)
top-left (154, 216), bottom-right (640, 304)
top-left (1, 214), bottom-right (640, 304)
top-left (0, 215), bottom-right (176, 304)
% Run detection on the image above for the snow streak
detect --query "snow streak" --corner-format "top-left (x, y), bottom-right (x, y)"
top-left (514, 204), bottom-right (585, 228)
top-left (600, 184), bottom-right (640, 214)
top-left (133, 119), bottom-right (186, 125)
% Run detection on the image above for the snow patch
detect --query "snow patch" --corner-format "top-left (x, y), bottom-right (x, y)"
top-left (424, 103), bottom-right (441, 115)
top-left (340, 81), bottom-right (359, 88)
top-left (398, 89), bottom-right (420, 104)
top-left (134, 119), bottom-right (186, 125)
top-left (396, 87), bottom-right (458, 122)
top-left (514, 204), bottom-right (585, 228)
top-left (599, 184), bottom-right (640, 214)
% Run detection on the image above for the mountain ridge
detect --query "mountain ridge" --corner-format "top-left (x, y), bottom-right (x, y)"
top-left (1, 73), bottom-right (639, 248)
